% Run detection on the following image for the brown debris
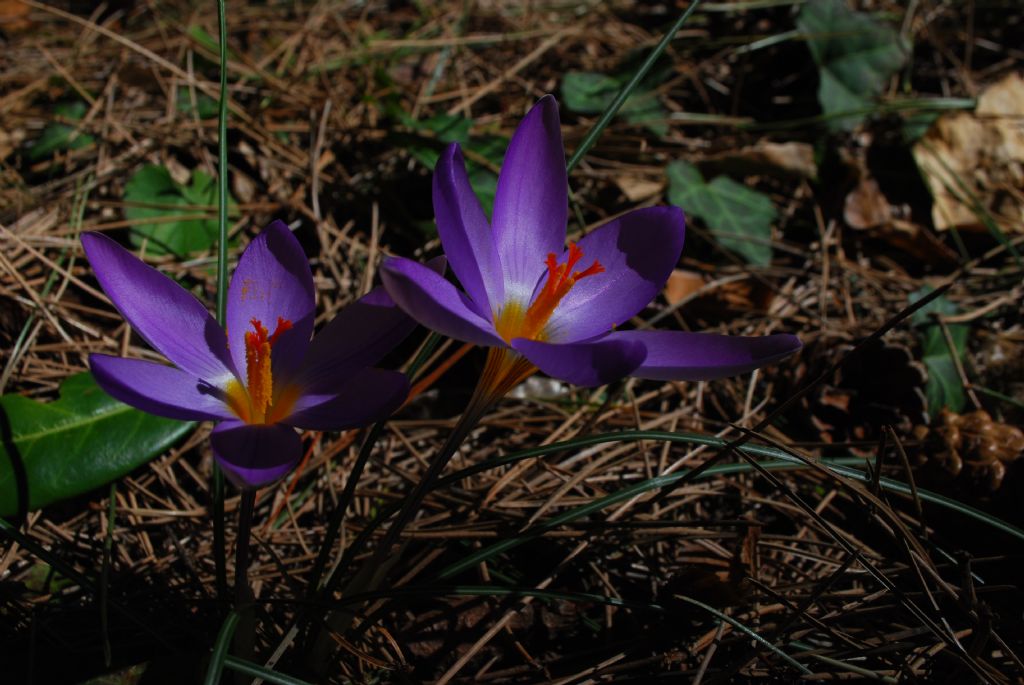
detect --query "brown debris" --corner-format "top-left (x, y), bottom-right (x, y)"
top-left (913, 71), bottom-right (1024, 233)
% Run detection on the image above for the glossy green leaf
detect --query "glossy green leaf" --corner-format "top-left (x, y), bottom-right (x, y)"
top-left (28, 101), bottom-right (95, 160)
top-left (125, 164), bottom-right (237, 257)
top-left (797, 0), bottom-right (907, 132)
top-left (0, 372), bottom-right (193, 517)
top-left (666, 160), bottom-right (776, 266)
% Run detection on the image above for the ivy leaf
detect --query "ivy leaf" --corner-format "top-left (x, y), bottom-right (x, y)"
top-left (0, 373), bottom-right (193, 517)
top-left (910, 286), bottom-right (969, 415)
top-left (175, 86), bottom-right (219, 119)
top-left (797, 0), bottom-right (908, 132)
top-left (922, 355), bottom-right (965, 416)
top-left (666, 161), bottom-right (776, 266)
top-left (561, 71), bottom-right (668, 136)
top-left (124, 164), bottom-right (236, 257)
top-left (392, 108), bottom-right (505, 217)
top-left (28, 101), bottom-right (95, 160)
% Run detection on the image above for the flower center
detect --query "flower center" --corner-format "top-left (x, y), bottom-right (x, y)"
top-left (494, 242), bottom-right (603, 343)
top-left (225, 317), bottom-right (297, 424)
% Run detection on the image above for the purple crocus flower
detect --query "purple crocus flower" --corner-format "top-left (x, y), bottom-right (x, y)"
top-left (381, 96), bottom-right (801, 395)
top-left (82, 220), bottom-right (415, 488)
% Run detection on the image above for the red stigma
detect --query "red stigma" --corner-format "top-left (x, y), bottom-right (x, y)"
top-left (495, 242), bottom-right (604, 342)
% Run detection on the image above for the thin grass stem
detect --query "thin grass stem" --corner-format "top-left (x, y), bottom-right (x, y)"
top-left (212, 0), bottom-right (231, 603)
top-left (566, 0), bottom-right (703, 172)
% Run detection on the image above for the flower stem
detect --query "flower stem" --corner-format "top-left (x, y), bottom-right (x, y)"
top-left (305, 332), bottom-right (442, 597)
top-left (231, 489), bottom-right (256, 681)
top-left (363, 348), bottom-right (533, 568)
top-left (305, 421), bottom-right (384, 595)
top-left (304, 349), bottom-right (533, 663)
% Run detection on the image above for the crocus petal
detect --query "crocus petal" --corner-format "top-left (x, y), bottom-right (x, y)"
top-left (292, 258), bottom-right (441, 393)
top-left (285, 367), bottom-right (409, 431)
top-left (434, 144), bottom-right (504, 316)
top-left (210, 420), bottom-right (302, 489)
top-left (512, 337), bottom-right (646, 388)
top-left (90, 354), bottom-right (233, 421)
top-left (542, 206), bottom-right (686, 343)
top-left (492, 96), bottom-right (568, 303)
top-left (380, 257), bottom-right (505, 347)
top-left (226, 220), bottom-right (315, 382)
top-left (81, 232), bottom-right (235, 383)
top-left (606, 330), bottom-right (802, 381)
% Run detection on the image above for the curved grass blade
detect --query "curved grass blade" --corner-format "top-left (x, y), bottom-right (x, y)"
top-left (223, 656), bottom-right (314, 685)
top-left (203, 610), bottom-right (240, 685)
top-left (674, 594), bottom-right (812, 675)
top-left (435, 431), bottom-right (1024, 579)
top-left (0, 517), bottom-right (180, 655)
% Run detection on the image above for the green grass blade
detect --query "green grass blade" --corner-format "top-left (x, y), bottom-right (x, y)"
top-left (223, 656), bottom-right (315, 685)
top-left (0, 517), bottom-right (180, 655)
top-left (434, 431), bottom-right (1024, 579)
top-left (566, 0), bottom-right (703, 172)
top-left (212, 0), bottom-right (231, 602)
top-left (673, 594), bottom-right (812, 674)
top-left (203, 610), bottom-right (240, 685)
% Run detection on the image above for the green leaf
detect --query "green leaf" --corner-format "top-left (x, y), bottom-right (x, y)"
top-left (923, 354), bottom-right (965, 415)
top-left (797, 0), bottom-right (907, 132)
top-left (391, 107), bottom-right (505, 218)
top-left (24, 562), bottom-right (74, 593)
top-left (910, 286), bottom-right (969, 416)
top-left (0, 372), bottom-right (193, 517)
top-left (28, 101), bottom-right (96, 160)
top-left (188, 24), bottom-right (237, 60)
top-left (124, 164), bottom-right (236, 257)
top-left (562, 71), bottom-right (668, 137)
top-left (176, 86), bottom-right (219, 119)
top-left (666, 160), bottom-right (776, 266)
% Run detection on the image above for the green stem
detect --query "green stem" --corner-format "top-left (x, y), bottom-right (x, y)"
top-left (358, 348), bottom-right (533, 572)
top-left (212, 0), bottom-right (230, 603)
top-left (305, 421), bottom-right (385, 595)
top-left (305, 332), bottom-right (441, 597)
top-left (100, 482), bottom-right (116, 667)
top-left (566, 0), bottom-right (702, 172)
top-left (231, 490), bottom-right (256, 679)
top-left (305, 349), bottom-right (531, 663)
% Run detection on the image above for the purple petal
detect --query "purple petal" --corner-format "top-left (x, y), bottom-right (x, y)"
top-left (380, 256), bottom-right (505, 347)
top-left (226, 220), bottom-right (315, 383)
top-left (81, 232), bottom-right (235, 383)
top-left (210, 420), bottom-right (302, 489)
top-left (286, 367), bottom-right (408, 431)
top-left (492, 96), bottom-right (568, 303)
top-left (607, 330), bottom-right (802, 381)
top-left (543, 206), bottom-right (685, 343)
top-left (434, 144), bottom-right (503, 316)
top-left (293, 257), bottom-right (445, 392)
top-left (512, 336), bottom-right (646, 388)
top-left (90, 354), bottom-right (233, 421)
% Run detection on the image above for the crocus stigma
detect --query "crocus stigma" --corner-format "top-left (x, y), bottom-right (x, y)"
top-left (83, 220), bottom-right (415, 488)
top-left (381, 96), bottom-right (802, 397)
